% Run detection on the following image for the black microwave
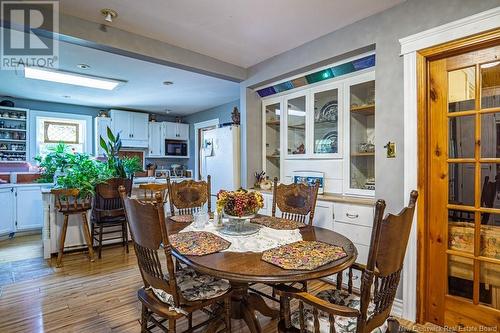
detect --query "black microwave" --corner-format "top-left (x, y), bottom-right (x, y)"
top-left (165, 139), bottom-right (188, 156)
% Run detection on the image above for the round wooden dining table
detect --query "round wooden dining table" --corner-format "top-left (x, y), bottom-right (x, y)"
top-left (166, 217), bottom-right (358, 333)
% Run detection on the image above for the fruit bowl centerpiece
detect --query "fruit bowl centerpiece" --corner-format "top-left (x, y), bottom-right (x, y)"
top-left (216, 189), bottom-right (264, 236)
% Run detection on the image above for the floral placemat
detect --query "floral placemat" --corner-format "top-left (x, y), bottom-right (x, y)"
top-left (261, 240), bottom-right (347, 270)
top-left (251, 216), bottom-right (307, 230)
top-left (169, 231), bottom-right (231, 256)
top-left (170, 215), bottom-right (194, 223)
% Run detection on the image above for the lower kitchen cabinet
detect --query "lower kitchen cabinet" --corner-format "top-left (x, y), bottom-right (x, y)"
top-left (15, 186), bottom-right (44, 231)
top-left (0, 187), bottom-right (15, 235)
top-left (0, 185), bottom-right (44, 237)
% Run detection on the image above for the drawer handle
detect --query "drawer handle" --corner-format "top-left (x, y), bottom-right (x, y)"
top-left (346, 213), bottom-right (359, 219)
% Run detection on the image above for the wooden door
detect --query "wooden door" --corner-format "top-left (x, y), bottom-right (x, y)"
top-left (428, 44), bottom-right (500, 328)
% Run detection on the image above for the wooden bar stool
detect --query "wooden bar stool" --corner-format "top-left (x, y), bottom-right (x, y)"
top-left (51, 188), bottom-right (95, 267)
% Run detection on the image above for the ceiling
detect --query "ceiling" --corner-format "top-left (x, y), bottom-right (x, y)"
top-left (59, 0), bottom-right (404, 68)
top-left (0, 38), bottom-right (240, 115)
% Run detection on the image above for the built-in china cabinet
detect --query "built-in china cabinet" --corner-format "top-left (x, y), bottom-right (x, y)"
top-left (262, 69), bottom-right (375, 196)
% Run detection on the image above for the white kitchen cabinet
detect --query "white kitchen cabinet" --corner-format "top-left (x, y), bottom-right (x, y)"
top-left (0, 187), bottom-right (15, 235)
top-left (148, 122), bottom-right (164, 157)
top-left (165, 122), bottom-right (189, 140)
top-left (110, 110), bottom-right (149, 148)
top-left (312, 201), bottom-right (334, 229)
top-left (15, 186), bottom-right (43, 230)
top-left (95, 117), bottom-right (112, 157)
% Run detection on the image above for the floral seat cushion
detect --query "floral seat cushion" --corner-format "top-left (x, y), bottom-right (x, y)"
top-left (290, 289), bottom-right (388, 333)
top-left (150, 267), bottom-right (230, 306)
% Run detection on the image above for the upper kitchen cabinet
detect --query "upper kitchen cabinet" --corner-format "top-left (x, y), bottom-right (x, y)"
top-left (165, 122), bottom-right (189, 140)
top-left (344, 72), bottom-right (375, 196)
top-left (109, 110), bottom-right (149, 148)
top-left (148, 122), bottom-right (164, 157)
top-left (262, 97), bottom-right (282, 181)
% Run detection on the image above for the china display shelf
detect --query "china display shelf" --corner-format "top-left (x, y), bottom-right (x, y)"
top-left (0, 150), bottom-right (26, 153)
top-left (350, 104), bottom-right (375, 115)
top-left (0, 128), bottom-right (26, 132)
top-left (351, 152), bottom-right (375, 157)
top-left (288, 124), bottom-right (306, 130)
top-left (266, 155), bottom-right (280, 159)
top-left (266, 120), bottom-right (281, 126)
top-left (0, 117), bottom-right (26, 122)
top-left (0, 139), bottom-right (26, 142)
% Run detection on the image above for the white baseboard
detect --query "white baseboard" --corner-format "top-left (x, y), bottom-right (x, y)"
top-left (391, 298), bottom-right (403, 318)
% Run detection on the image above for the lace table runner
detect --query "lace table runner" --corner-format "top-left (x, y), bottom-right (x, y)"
top-left (180, 221), bottom-right (303, 253)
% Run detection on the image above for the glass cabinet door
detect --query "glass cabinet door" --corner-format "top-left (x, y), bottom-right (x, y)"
top-left (312, 86), bottom-right (340, 156)
top-left (286, 94), bottom-right (307, 157)
top-left (348, 80), bottom-right (375, 192)
top-left (263, 101), bottom-right (281, 180)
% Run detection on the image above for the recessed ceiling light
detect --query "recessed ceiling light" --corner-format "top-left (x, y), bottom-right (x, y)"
top-left (77, 64), bottom-right (90, 70)
top-left (165, 109), bottom-right (172, 114)
top-left (25, 67), bottom-right (125, 90)
top-left (62, 95), bottom-right (71, 98)
top-left (163, 81), bottom-right (174, 86)
top-left (101, 9), bottom-right (117, 23)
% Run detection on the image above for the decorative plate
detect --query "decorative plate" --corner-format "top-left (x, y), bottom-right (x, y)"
top-left (251, 216), bottom-right (307, 230)
top-left (261, 241), bottom-right (347, 270)
top-left (170, 215), bottom-right (194, 223)
top-left (169, 231), bottom-right (231, 256)
top-left (315, 101), bottom-right (338, 122)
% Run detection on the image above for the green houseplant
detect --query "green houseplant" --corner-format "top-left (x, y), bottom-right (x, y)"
top-left (99, 127), bottom-right (143, 178)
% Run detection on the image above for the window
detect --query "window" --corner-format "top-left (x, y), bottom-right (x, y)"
top-left (36, 116), bottom-right (87, 157)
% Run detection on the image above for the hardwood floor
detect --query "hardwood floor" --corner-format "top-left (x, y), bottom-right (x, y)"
top-left (0, 240), bottom-right (435, 333)
top-left (0, 233), bottom-right (43, 263)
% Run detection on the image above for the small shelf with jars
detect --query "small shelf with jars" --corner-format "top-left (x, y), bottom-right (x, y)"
top-left (345, 72), bottom-right (375, 196)
top-left (262, 98), bottom-right (282, 181)
top-left (0, 106), bottom-right (29, 162)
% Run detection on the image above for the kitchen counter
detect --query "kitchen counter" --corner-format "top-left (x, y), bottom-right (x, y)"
top-left (0, 182), bottom-right (53, 189)
top-left (252, 188), bottom-right (376, 206)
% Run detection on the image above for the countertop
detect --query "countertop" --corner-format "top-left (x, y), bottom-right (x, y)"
top-left (0, 182), bottom-right (53, 189)
top-left (253, 188), bottom-right (376, 206)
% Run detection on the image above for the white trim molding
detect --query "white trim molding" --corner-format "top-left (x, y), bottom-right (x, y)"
top-left (400, 7), bottom-right (500, 322)
top-left (194, 118), bottom-right (219, 180)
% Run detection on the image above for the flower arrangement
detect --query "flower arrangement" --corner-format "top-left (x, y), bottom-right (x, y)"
top-left (216, 189), bottom-right (264, 217)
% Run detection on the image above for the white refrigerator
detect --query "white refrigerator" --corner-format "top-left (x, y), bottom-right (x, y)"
top-left (201, 125), bottom-right (241, 208)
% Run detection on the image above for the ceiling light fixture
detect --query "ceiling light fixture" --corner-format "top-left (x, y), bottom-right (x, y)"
top-left (25, 67), bottom-right (125, 90)
top-left (163, 81), bottom-right (174, 86)
top-left (77, 64), bottom-right (90, 70)
top-left (101, 9), bottom-right (117, 23)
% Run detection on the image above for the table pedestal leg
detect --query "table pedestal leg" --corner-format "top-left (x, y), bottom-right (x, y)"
top-left (231, 283), bottom-right (279, 333)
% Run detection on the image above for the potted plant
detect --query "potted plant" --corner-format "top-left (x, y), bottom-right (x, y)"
top-left (216, 189), bottom-right (264, 235)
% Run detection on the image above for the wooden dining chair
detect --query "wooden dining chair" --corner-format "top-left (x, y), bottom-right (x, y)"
top-left (272, 177), bottom-right (320, 226)
top-left (138, 183), bottom-right (169, 202)
top-left (51, 188), bottom-right (94, 267)
top-left (90, 177), bottom-right (132, 259)
top-left (167, 175), bottom-right (211, 215)
top-left (118, 187), bottom-right (232, 333)
top-left (275, 191), bottom-right (418, 333)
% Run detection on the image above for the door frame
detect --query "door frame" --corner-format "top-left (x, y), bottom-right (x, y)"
top-left (194, 118), bottom-right (219, 180)
top-left (400, 7), bottom-right (500, 323)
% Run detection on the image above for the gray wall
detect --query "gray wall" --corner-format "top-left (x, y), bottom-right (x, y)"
top-left (183, 99), bottom-right (240, 171)
top-left (241, 0), bottom-right (500, 214)
top-left (7, 97), bottom-right (101, 152)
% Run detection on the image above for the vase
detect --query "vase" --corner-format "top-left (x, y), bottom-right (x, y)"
top-left (221, 211), bottom-right (259, 236)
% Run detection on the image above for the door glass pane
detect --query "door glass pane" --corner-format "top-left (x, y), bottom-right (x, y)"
top-left (448, 254), bottom-right (474, 300)
top-left (265, 102), bottom-right (280, 180)
top-left (448, 209), bottom-right (475, 254)
top-left (449, 163), bottom-right (475, 206)
top-left (448, 66), bottom-right (476, 112)
top-left (287, 96), bottom-right (306, 155)
top-left (480, 261), bottom-right (500, 309)
top-left (481, 61), bottom-right (500, 109)
top-left (480, 213), bottom-right (500, 260)
top-left (480, 163), bottom-right (500, 209)
top-left (449, 115), bottom-right (475, 158)
top-left (313, 88), bottom-right (338, 154)
top-left (349, 81), bottom-right (375, 191)
top-left (481, 113), bottom-right (500, 158)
